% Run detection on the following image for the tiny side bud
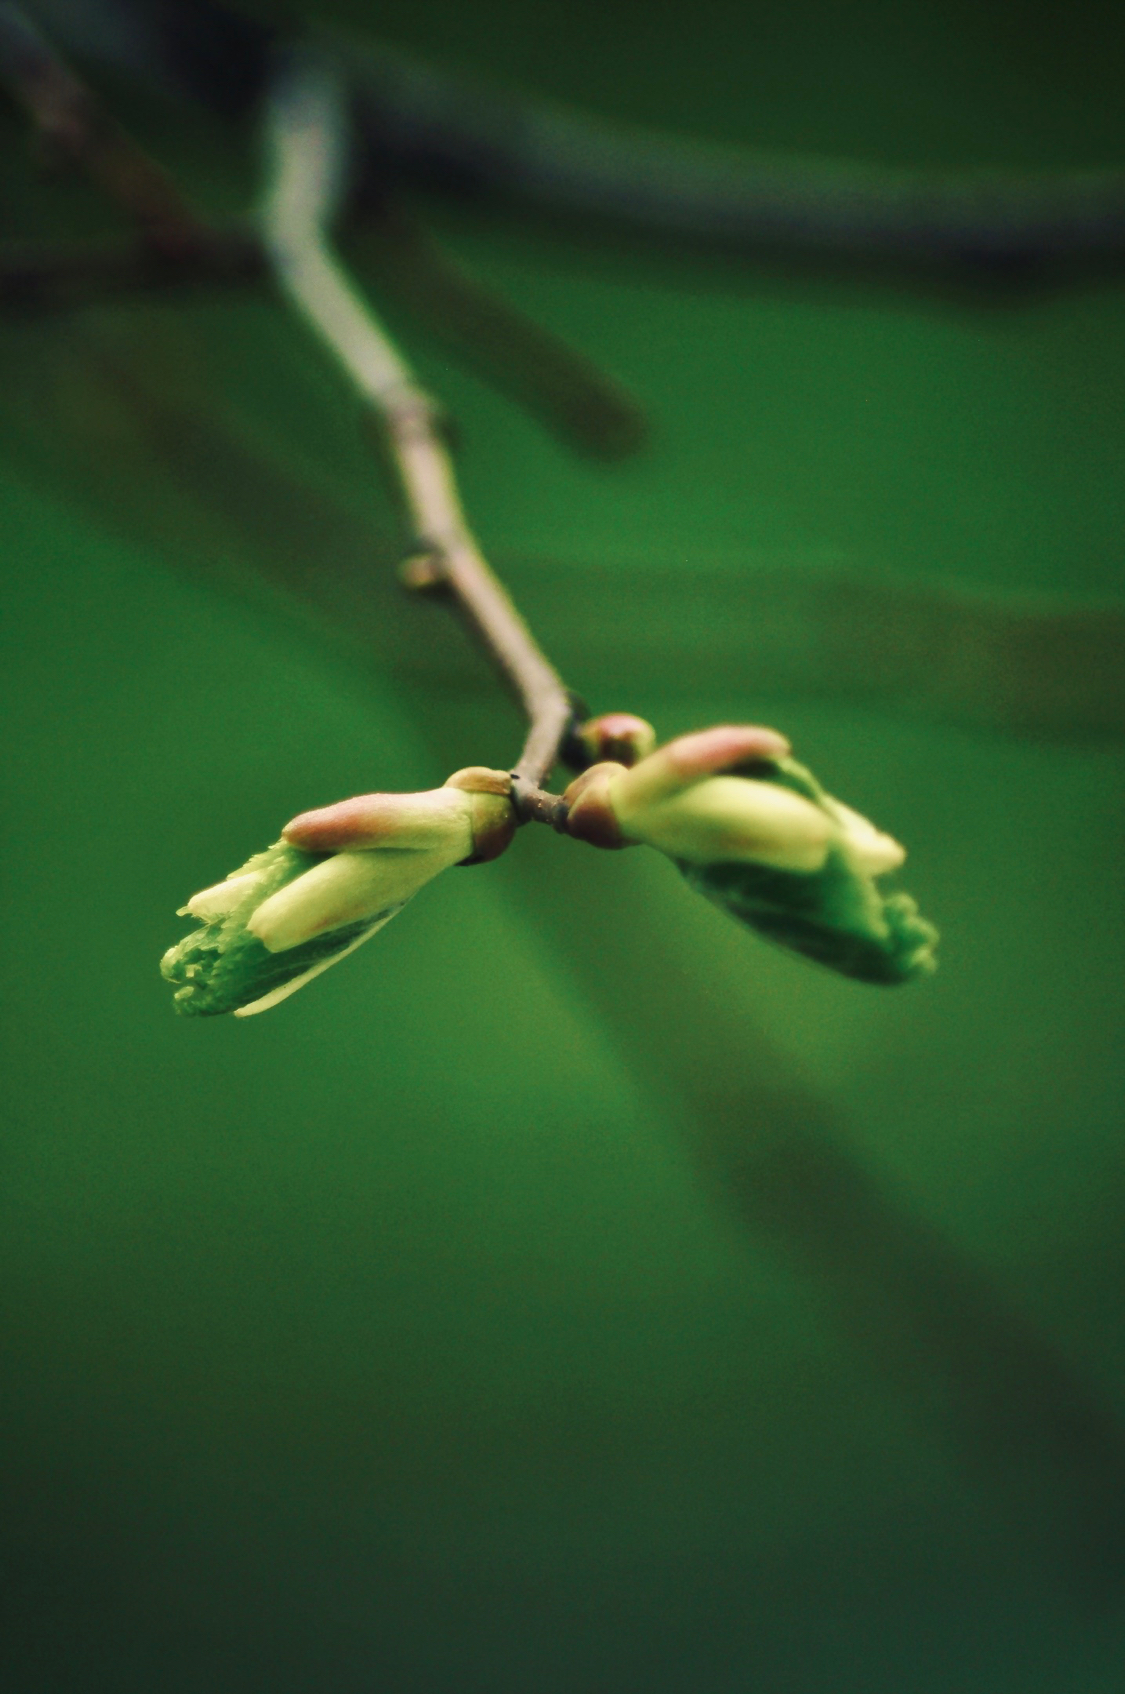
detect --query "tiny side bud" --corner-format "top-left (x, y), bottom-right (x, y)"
top-left (398, 552), bottom-right (447, 592)
top-left (575, 713), bottom-right (657, 768)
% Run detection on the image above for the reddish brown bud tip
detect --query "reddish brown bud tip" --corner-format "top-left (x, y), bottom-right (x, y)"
top-left (663, 725), bottom-right (790, 779)
top-left (282, 787), bottom-right (474, 852)
top-left (561, 763), bottom-right (631, 849)
top-left (576, 713), bottom-right (657, 768)
top-left (282, 794), bottom-right (404, 850)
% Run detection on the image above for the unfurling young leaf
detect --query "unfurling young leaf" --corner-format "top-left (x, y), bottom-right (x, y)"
top-left (161, 769), bottom-right (515, 1017)
top-left (563, 725), bottom-right (938, 984)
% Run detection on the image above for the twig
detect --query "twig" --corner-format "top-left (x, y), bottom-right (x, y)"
top-left (0, 2), bottom-right (204, 257)
top-left (262, 61), bottom-right (576, 825)
top-left (344, 32), bottom-right (1125, 265)
top-left (0, 11), bottom-right (617, 775)
top-left (12, 2), bottom-right (1125, 269)
top-left (0, 227), bottom-right (262, 305)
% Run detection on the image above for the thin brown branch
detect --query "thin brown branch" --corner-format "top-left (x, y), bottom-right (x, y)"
top-left (386, 397), bottom-right (576, 806)
top-left (264, 62), bottom-right (579, 821)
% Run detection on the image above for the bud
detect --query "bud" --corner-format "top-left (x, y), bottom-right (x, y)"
top-left (563, 726), bottom-right (937, 984)
top-left (161, 770), bottom-right (516, 1017)
top-left (572, 713), bottom-right (657, 769)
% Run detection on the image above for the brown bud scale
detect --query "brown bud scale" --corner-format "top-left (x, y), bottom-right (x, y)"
top-left (561, 763), bottom-right (631, 850)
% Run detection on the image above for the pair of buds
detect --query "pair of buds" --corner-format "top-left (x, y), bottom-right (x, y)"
top-left (161, 719), bottom-right (937, 1017)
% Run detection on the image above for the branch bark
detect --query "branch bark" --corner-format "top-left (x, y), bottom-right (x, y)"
top-left (262, 59), bottom-right (578, 824)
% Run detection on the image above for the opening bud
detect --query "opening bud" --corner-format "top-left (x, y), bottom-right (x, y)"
top-left (573, 713), bottom-right (657, 769)
top-left (562, 762), bottom-right (631, 849)
top-left (562, 722), bottom-right (938, 984)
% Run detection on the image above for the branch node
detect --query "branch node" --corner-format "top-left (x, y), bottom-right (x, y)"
top-left (510, 778), bottom-right (571, 832)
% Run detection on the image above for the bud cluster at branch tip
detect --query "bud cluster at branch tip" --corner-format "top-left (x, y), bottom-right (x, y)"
top-left (562, 725), bottom-right (938, 984)
top-left (160, 767), bottom-right (516, 1017)
top-left (161, 721), bottom-right (937, 1016)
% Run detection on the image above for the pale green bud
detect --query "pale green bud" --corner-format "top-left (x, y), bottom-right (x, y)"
top-left (161, 770), bottom-right (515, 1017)
top-left (564, 725), bottom-right (937, 984)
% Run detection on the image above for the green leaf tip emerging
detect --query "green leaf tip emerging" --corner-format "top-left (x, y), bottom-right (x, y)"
top-left (679, 752), bottom-right (937, 985)
top-left (160, 842), bottom-right (395, 1018)
top-left (160, 770), bottom-right (516, 1018)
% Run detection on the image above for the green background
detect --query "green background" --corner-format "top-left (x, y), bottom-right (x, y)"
top-left (2, 2), bottom-right (1124, 1687)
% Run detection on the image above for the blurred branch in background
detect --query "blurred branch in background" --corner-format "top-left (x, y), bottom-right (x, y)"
top-left (0, 1), bottom-right (264, 297)
top-left (0, 0), bottom-right (202, 254)
top-left (3, 321), bottom-right (1119, 747)
top-left (340, 34), bottom-right (1125, 273)
top-left (346, 199), bottom-right (646, 460)
top-left (495, 828), bottom-right (1125, 1595)
top-left (0, 3), bottom-right (645, 459)
top-left (14, 0), bottom-right (1125, 274)
top-left (0, 226), bottom-right (262, 303)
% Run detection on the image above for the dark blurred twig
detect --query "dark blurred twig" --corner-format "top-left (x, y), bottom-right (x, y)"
top-left (0, 228), bottom-right (261, 305)
top-left (23, 0), bottom-right (1125, 269)
top-left (0, 6), bottom-right (646, 458)
top-left (342, 32), bottom-right (1125, 268)
top-left (0, 1), bottom-right (204, 256)
top-left (351, 196), bottom-right (645, 459)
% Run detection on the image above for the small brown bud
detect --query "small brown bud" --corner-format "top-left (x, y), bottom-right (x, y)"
top-left (575, 713), bottom-right (657, 768)
top-left (561, 762), bottom-right (631, 850)
top-left (398, 552), bottom-right (447, 592)
top-left (445, 768), bottom-right (516, 863)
